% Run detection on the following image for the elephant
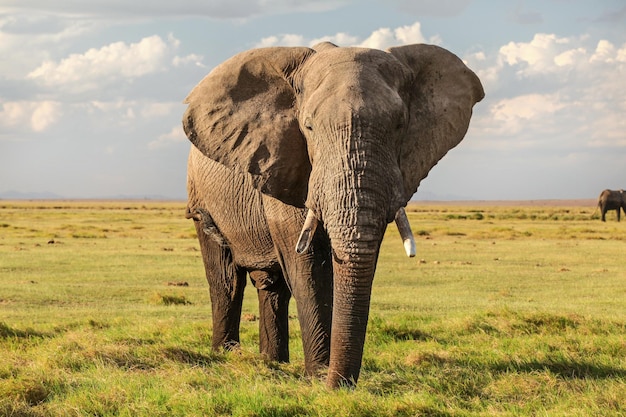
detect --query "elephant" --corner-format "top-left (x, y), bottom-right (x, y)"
top-left (183, 41), bottom-right (484, 388)
top-left (597, 189), bottom-right (625, 222)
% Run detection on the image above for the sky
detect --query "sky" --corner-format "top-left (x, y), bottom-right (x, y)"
top-left (0, 0), bottom-right (625, 201)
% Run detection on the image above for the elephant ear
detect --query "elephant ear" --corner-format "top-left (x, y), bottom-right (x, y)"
top-left (388, 44), bottom-right (485, 201)
top-left (183, 47), bottom-right (315, 207)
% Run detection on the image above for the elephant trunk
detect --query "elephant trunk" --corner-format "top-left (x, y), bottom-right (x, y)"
top-left (315, 171), bottom-right (399, 388)
top-left (326, 234), bottom-right (379, 388)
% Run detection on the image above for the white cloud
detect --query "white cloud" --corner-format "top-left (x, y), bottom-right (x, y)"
top-left (590, 39), bottom-right (614, 63)
top-left (31, 101), bottom-right (62, 132)
top-left (359, 22), bottom-right (439, 50)
top-left (27, 35), bottom-right (176, 91)
top-left (499, 33), bottom-right (572, 75)
top-left (0, 101), bottom-right (26, 127)
top-left (173, 53), bottom-right (205, 68)
top-left (494, 93), bottom-right (564, 121)
top-left (463, 33), bottom-right (626, 159)
top-left (0, 100), bottom-right (62, 133)
top-left (496, 34), bottom-right (626, 80)
top-left (149, 126), bottom-right (186, 149)
top-left (0, 14), bottom-right (101, 78)
top-left (255, 21), bottom-right (437, 50)
top-left (256, 32), bottom-right (361, 48)
top-left (310, 33), bottom-right (359, 47)
top-left (490, 93), bottom-right (565, 137)
top-left (256, 34), bottom-right (307, 48)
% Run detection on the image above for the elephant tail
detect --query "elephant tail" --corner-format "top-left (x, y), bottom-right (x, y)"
top-left (186, 206), bottom-right (227, 246)
top-left (591, 200), bottom-right (601, 219)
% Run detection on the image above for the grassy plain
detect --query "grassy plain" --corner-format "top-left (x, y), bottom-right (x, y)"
top-left (0, 200), bottom-right (624, 416)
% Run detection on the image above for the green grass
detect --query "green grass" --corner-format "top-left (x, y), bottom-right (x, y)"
top-left (1, 200), bottom-right (624, 416)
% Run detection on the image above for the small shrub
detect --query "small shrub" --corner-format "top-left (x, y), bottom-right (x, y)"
top-left (149, 293), bottom-right (192, 306)
top-left (472, 212), bottom-right (484, 220)
top-left (446, 232), bottom-right (467, 236)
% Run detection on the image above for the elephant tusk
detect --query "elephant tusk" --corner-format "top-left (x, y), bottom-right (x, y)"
top-left (296, 210), bottom-right (319, 254)
top-left (394, 208), bottom-right (416, 258)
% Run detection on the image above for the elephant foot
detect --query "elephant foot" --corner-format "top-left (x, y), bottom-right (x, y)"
top-left (223, 340), bottom-right (242, 352)
top-left (210, 339), bottom-right (242, 357)
top-left (304, 363), bottom-right (329, 381)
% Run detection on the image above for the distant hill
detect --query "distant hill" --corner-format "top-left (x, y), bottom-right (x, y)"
top-left (0, 191), bottom-right (179, 201)
top-left (409, 199), bottom-right (597, 207)
top-left (0, 190), bottom-right (65, 200)
top-left (411, 191), bottom-right (471, 201)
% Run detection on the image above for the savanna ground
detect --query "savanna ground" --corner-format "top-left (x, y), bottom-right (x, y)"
top-left (0, 200), bottom-right (624, 416)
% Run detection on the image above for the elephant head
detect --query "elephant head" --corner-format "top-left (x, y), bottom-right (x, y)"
top-left (182, 42), bottom-right (484, 387)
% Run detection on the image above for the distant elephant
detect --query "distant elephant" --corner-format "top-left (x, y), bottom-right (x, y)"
top-left (598, 189), bottom-right (625, 222)
top-left (183, 42), bottom-right (484, 388)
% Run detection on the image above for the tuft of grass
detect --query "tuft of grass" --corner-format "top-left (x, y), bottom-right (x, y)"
top-left (149, 292), bottom-right (192, 306)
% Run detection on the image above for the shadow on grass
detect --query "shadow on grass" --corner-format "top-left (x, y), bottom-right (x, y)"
top-left (369, 317), bottom-right (436, 343)
top-left (380, 325), bottom-right (433, 342)
top-left (162, 346), bottom-right (222, 367)
top-left (490, 358), bottom-right (626, 380)
top-left (0, 322), bottom-right (53, 339)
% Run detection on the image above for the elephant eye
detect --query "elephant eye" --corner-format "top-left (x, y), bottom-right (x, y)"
top-left (304, 118), bottom-right (313, 131)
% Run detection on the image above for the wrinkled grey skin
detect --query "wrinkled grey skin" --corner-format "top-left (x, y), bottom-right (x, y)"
top-left (598, 189), bottom-right (625, 222)
top-left (186, 150), bottom-right (333, 372)
top-left (183, 42), bottom-right (484, 388)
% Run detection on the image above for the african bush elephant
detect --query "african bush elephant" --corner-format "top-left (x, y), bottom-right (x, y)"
top-left (183, 42), bottom-right (484, 388)
top-left (598, 189), bottom-right (625, 222)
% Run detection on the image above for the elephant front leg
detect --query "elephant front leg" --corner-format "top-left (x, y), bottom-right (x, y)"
top-left (251, 270), bottom-right (291, 363)
top-left (208, 265), bottom-right (247, 352)
top-left (286, 232), bottom-right (333, 376)
top-left (263, 199), bottom-right (332, 376)
top-left (192, 218), bottom-right (247, 352)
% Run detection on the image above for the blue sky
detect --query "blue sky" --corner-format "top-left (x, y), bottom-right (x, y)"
top-left (1, 0), bottom-right (624, 200)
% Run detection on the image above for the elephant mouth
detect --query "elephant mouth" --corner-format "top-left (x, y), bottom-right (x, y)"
top-left (295, 207), bottom-right (415, 258)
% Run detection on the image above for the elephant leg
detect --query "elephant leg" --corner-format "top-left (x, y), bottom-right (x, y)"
top-left (264, 200), bottom-right (333, 375)
top-left (193, 220), bottom-right (247, 352)
top-left (295, 233), bottom-right (333, 376)
top-left (250, 270), bottom-right (291, 363)
top-left (617, 208), bottom-right (621, 222)
top-left (601, 207), bottom-right (607, 222)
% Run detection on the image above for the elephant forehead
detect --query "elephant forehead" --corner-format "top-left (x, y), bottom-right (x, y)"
top-left (304, 49), bottom-right (409, 93)
top-left (302, 67), bottom-right (406, 116)
top-left (314, 46), bottom-right (390, 63)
